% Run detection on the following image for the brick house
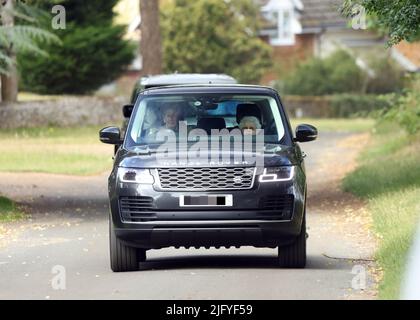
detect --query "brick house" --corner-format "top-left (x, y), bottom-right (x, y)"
top-left (108, 0), bottom-right (418, 96)
top-left (258, 0), bottom-right (388, 84)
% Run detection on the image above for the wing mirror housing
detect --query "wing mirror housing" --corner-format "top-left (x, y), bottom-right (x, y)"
top-left (99, 126), bottom-right (123, 145)
top-left (295, 124), bottom-right (318, 142)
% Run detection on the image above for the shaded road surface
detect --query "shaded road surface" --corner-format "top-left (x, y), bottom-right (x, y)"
top-left (0, 132), bottom-right (378, 299)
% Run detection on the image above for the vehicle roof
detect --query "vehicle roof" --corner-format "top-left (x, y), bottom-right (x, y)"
top-left (140, 73), bottom-right (238, 86)
top-left (140, 84), bottom-right (278, 96)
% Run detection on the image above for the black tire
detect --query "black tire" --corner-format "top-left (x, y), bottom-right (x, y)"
top-left (109, 219), bottom-right (141, 272)
top-left (278, 215), bottom-right (306, 268)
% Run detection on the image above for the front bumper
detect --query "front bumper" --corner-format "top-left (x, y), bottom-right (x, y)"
top-left (108, 167), bottom-right (306, 248)
top-left (114, 219), bottom-right (302, 248)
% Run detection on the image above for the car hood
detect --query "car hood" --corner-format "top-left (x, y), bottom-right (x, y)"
top-left (117, 144), bottom-right (300, 168)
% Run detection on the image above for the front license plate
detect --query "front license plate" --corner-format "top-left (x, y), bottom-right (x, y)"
top-left (180, 195), bottom-right (233, 207)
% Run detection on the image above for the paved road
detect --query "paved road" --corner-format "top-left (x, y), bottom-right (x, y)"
top-left (0, 132), bottom-right (377, 299)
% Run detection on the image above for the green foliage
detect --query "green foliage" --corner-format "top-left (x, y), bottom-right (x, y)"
top-left (283, 50), bottom-right (404, 96)
top-left (343, 122), bottom-right (420, 298)
top-left (161, 0), bottom-right (272, 84)
top-left (342, 0), bottom-right (420, 45)
top-left (330, 94), bottom-right (393, 117)
top-left (381, 91), bottom-right (420, 135)
top-left (343, 133), bottom-right (420, 197)
top-left (0, 1), bottom-right (60, 75)
top-left (283, 94), bottom-right (393, 119)
top-left (366, 56), bottom-right (404, 94)
top-left (0, 196), bottom-right (25, 222)
top-left (18, 0), bottom-right (135, 94)
top-left (283, 50), bottom-right (366, 95)
top-left (372, 188), bottom-right (420, 299)
top-left (378, 76), bottom-right (420, 135)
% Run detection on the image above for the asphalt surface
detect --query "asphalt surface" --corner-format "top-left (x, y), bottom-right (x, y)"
top-left (0, 132), bottom-right (377, 299)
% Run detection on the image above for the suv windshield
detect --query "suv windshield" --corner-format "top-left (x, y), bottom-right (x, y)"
top-left (126, 94), bottom-right (286, 148)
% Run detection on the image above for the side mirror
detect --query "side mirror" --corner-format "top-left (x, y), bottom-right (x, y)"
top-left (99, 126), bottom-right (123, 145)
top-left (295, 124), bottom-right (318, 142)
top-left (122, 104), bottom-right (134, 118)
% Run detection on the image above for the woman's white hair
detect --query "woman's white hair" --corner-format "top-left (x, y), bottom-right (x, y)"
top-left (239, 116), bottom-right (262, 130)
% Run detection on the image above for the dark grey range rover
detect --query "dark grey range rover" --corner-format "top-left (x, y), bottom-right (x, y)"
top-left (100, 85), bottom-right (317, 272)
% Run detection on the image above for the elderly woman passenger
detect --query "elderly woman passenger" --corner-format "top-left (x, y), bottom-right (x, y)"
top-left (238, 116), bottom-right (262, 135)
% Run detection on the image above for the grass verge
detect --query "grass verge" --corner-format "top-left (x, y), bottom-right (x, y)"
top-left (0, 120), bottom-right (373, 175)
top-left (0, 196), bottom-right (25, 222)
top-left (342, 121), bottom-right (420, 299)
top-left (290, 118), bottom-right (375, 133)
top-left (18, 92), bottom-right (63, 101)
top-left (0, 126), bottom-right (113, 175)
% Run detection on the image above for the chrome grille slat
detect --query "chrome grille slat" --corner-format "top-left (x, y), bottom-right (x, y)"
top-left (157, 167), bottom-right (255, 190)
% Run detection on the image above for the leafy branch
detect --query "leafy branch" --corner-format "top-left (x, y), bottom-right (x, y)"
top-left (0, 1), bottom-right (61, 75)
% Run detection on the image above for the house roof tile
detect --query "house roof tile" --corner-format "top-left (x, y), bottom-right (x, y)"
top-left (300, 0), bottom-right (347, 30)
top-left (258, 0), bottom-right (348, 32)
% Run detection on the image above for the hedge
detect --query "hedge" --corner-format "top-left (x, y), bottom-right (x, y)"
top-left (283, 94), bottom-right (394, 118)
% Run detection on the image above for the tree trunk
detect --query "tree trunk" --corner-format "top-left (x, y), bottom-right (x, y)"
top-left (1, 0), bottom-right (18, 103)
top-left (1, 55), bottom-right (18, 103)
top-left (140, 0), bottom-right (163, 76)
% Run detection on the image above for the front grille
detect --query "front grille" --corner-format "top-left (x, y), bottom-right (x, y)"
top-left (119, 196), bottom-right (156, 222)
top-left (259, 195), bottom-right (294, 219)
top-left (157, 167), bottom-right (255, 190)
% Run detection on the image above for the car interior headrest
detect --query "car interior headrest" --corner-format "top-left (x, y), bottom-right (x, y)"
top-left (197, 117), bottom-right (226, 134)
top-left (236, 103), bottom-right (261, 124)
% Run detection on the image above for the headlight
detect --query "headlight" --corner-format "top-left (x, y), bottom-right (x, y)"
top-left (259, 166), bottom-right (295, 183)
top-left (117, 168), bottom-right (154, 184)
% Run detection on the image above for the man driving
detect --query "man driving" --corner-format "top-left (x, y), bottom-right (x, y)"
top-left (161, 104), bottom-right (183, 131)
